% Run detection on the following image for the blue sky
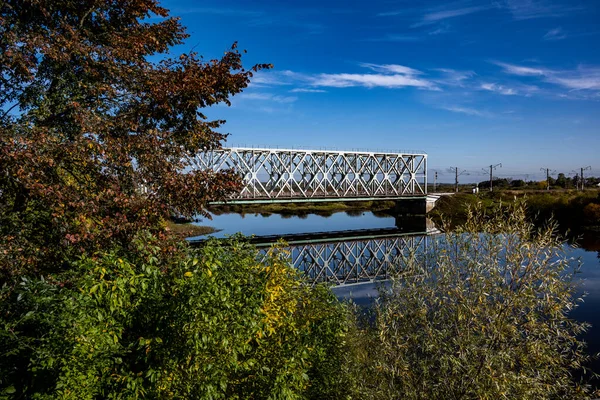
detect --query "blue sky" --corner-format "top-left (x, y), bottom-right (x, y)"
top-left (161, 0), bottom-right (599, 182)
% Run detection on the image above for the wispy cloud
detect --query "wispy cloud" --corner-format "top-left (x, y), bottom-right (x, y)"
top-left (432, 68), bottom-right (476, 87)
top-left (493, 62), bottom-right (546, 76)
top-left (365, 24), bottom-right (452, 42)
top-left (289, 88), bottom-right (327, 93)
top-left (376, 7), bottom-right (423, 17)
top-left (250, 70), bottom-right (307, 86)
top-left (311, 63), bottom-right (437, 89)
top-left (439, 105), bottom-right (492, 117)
top-left (363, 34), bottom-right (423, 42)
top-left (427, 23), bottom-right (452, 35)
top-left (312, 73), bottom-right (434, 89)
top-left (417, 4), bottom-right (491, 26)
top-left (378, 2), bottom-right (492, 26)
top-left (543, 27), bottom-right (567, 40)
top-left (480, 83), bottom-right (518, 95)
top-left (495, 62), bottom-right (600, 91)
top-left (237, 92), bottom-right (298, 103)
top-left (502, 0), bottom-right (583, 20)
top-left (359, 63), bottom-right (423, 76)
top-left (548, 68), bottom-right (600, 90)
top-left (171, 7), bottom-right (264, 17)
top-left (250, 65), bottom-right (437, 90)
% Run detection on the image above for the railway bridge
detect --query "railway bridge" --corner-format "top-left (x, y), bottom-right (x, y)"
top-left (193, 147), bottom-right (429, 212)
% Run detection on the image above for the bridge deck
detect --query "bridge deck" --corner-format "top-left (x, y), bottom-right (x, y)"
top-left (193, 147), bottom-right (427, 202)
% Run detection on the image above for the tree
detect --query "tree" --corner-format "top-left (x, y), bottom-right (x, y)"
top-left (0, 236), bottom-right (351, 398)
top-left (0, 0), bottom-right (271, 278)
top-left (556, 173), bottom-right (567, 188)
top-left (510, 179), bottom-right (526, 188)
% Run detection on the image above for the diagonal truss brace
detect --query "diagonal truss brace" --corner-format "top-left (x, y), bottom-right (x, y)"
top-left (192, 147), bottom-right (427, 200)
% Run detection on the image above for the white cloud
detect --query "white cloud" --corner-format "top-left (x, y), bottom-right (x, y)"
top-left (289, 88), bottom-right (327, 93)
top-left (439, 105), bottom-right (492, 117)
top-left (480, 83), bottom-right (518, 95)
top-left (305, 63), bottom-right (437, 90)
top-left (428, 24), bottom-right (451, 35)
top-left (543, 27), bottom-right (567, 40)
top-left (172, 7), bottom-right (263, 17)
top-left (494, 62), bottom-right (547, 76)
top-left (420, 5), bottom-right (490, 24)
top-left (433, 68), bottom-right (476, 87)
top-left (363, 34), bottom-right (423, 42)
top-left (250, 70), bottom-right (309, 86)
top-left (312, 73), bottom-right (434, 89)
top-left (407, 2), bottom-right (494, 27)
top-left (495, 62), bottom-right (600, 92)
top-left (502, 0), bottom-right (582, 20)
top-left (249, 63), bottom-right (485, 93)
top-left (359, 63), bottom-right (423, 76)
top-left (547, 69), bottom-right (600, 90)
top-left (238, 92), bottom-right (298, 103)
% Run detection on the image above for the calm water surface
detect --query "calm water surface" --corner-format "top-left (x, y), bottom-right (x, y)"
top-left (194, 211), bottom-right (397, 238)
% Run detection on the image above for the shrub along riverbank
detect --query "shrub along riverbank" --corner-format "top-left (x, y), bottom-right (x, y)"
top-left (430, 190), bottom-right (600, 235)
top-left (208, 200), bottom-right (397, 218)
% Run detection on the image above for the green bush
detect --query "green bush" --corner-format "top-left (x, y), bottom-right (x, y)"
top-left (349, 201), bottom-right (596, 399)
top-left (0, 235), bottom-right (350, 399)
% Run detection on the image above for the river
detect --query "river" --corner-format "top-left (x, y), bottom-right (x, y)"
top-left (190, 210), bottom-right (600, 379)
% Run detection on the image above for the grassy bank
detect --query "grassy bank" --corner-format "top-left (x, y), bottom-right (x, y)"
top-left (208, 200), bottom-right (397, 218)
top-left (165, 221), bottom-right (219, 238)
top-left (430, 189), bottom-right (600, 234)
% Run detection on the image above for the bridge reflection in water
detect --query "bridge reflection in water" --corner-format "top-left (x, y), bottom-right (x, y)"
top-left (254, 221), bottom-right (440, 287)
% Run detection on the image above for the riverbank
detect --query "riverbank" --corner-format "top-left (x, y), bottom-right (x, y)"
top-left (208, 200), bottom-right (397, 218)
top-left (165, 221), bottom-right (219, 238)
top-left (430, 190), bottom-right (600, 237)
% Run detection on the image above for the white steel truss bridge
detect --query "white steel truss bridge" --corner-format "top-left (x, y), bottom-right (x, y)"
top-left (257, 233), bottom-right (430, 286)
top-left (192, 147), bottom-right (427, 203)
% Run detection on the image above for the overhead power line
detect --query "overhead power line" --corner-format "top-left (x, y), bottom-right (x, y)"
top-left (448, 167), bottom-right (469, 193)
top-left (540, 167), bottom-right (556, 191)
top-left (482, 163), bottom-right (502, 192)
top-left (581, 166), bottom-right (591, 191)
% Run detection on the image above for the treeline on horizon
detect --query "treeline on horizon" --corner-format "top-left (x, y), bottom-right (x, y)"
top-left (432, 174), bottom-right (600, 191)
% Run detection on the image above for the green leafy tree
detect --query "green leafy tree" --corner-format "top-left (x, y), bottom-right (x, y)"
top-left (0, 236), bottom-right (350, 399)
top-left (0, 0), bottom-right (271, 278)
top-left (510, 179), bottom-right (527, 188)
top-left (556, 173), bottom-right (567, 188)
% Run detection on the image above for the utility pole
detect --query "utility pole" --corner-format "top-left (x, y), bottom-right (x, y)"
top-left (581, 166), bottom-right (591, 191)
top-left (482, 163), bottom-right (501, 192)
top-left (571, 170), bottom-right (580, 190)
top-left (540, 167), bottom-right (556, 191)
top-left (433, 171), bottom-right (438, 192)
top-left (448, 167), bottom-right (468, 193)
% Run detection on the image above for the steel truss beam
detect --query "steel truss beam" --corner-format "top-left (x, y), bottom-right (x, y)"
top-left (259, 235), bottom-right (429, 286)
top-left (192, 147), bottom-right (427, 200)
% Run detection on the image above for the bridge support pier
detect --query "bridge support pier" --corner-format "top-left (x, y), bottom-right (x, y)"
top-left (393, 198), bottom-right (427, 217)
top-left (393, 198), bottom-right (427, 232)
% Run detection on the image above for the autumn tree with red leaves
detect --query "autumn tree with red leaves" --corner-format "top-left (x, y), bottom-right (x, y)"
top-left (0, 0), bottom-right (271, 278)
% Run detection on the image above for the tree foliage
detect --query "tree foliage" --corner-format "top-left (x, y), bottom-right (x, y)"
top-left (0, 236), bottom-right (350, 399)
top-left (0, 0), bottom-right (271, 278)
